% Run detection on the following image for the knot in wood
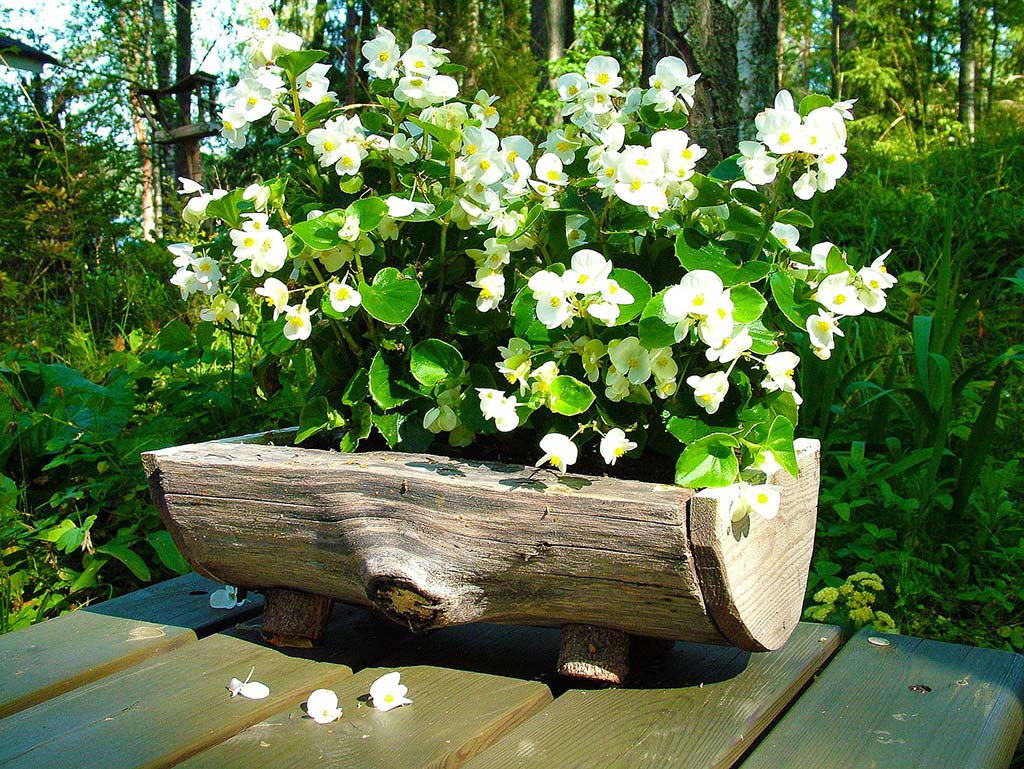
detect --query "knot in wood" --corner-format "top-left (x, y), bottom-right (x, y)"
top-left (367, 577), bottom-right (445, 632)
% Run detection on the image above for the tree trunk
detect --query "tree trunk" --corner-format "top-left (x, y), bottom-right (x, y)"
top-left (727, 0), bottom-right (780, 141)
top-left (310, 0), bottom-right (329, 51)
top-left (151, 0), bottom-right (171, 220)
top-left (174, 0), bottom-right (197, 182)
top-left (987, 2), bottom-right (998, 114)
top-left (531, 0), bottom-right (573, 91)
top-left (130, 91), bottom-right (158, 241)
top-left (958, 0), bottom-right (976, 134)
top-left (654, 0), bottom-right (739, 164)
top-left (642, 0), bottom-right (660, 84)
top-left (830, 0), bottom-right (857, 98)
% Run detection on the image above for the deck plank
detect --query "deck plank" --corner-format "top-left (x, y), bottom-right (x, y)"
top-left (737, 628), bottom-right (1024, 769)
top-left (0, 602), bottom-right (408, 769)
top-left (0, 573), bottom-right (262, 718)
top-left (457, 622), bottom-right (842, 769)
top-left (175, 663), bottom-right (553, 769)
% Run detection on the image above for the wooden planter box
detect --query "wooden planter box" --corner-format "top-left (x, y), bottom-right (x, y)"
top-left (142, 432), bottom-right (819, 682)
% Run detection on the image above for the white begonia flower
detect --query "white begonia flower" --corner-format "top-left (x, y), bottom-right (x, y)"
top-left (535, 433), bottom-right (579, 473)
top-left (307, 119), bottom-right (350, 167)
top-left (425, 74), bottom-right (459, 102)
top-left (734, 482), bottom-right (783, 521)
top-left (369, 671), bottom-right (412, 712)
top-left (384, 196), bottom-right (435, 219)
top-left (497, 337), bottom-right (532, 389)
top-left (771, 222), bottom-right (801, 253)
top-left (806, 310), bottom-right (845, 359)
top-left (686, 371), bottom-right (730, 415)
top-left (809, 241), bottom-right (838, 271)
top-left (816, 148), bottom-right (848, 190)
top-left (529, 360), bottom-right (560, 407)
top-left (229, 75), bottom-right (275, 122)
top-left (209, 584), bottom-right (244, 609)
top-left (228, 667), bottom-right (269, 699)
top-left (607, 336), bottom-right (651, 385)
top-left (562, 249), bottom-right (612, 295)
top-left (476, 388), bottom-right (519, 432)
top-left (642, 85), bottom-right (678, 113)
top-left (649, 56), bottom-right (699, 107)
top-left (803, 106), bottom-right (848, 154)
top-left (363, 28), bottom-right (401, 79)
top-left (580, 337), bottom-right (606, 383)
top-left (535, 153), bottom-right (569, 186)
top-left (388, 133), bottom-right (419, 164)
top-left (177, 177), bottom-right (204, 195)
top-left (468, 269), bottom-right (505, 312)
top-left (565, 214), bottom-right (589, 249)
top-left (334, 141), bottom-right (365, 176)
top-left (283, 303), bottom-right (315, 341)
top-left (585, 55), bottom-right (623, 89)
top-left (663, 270), bottom-right (726, 320)
top-left (298, 63), bottom-right (335, 104)
top-left (755, 90), bottom-right (805, 155)
top-left (815, 272), bottom-right (866, 316)
top-left (556, 72), bottom-right (587, 103)
top-left (255, 277), bottom-right (291, 320)
top-left (192, 256), bottom-right (222, 289)
top-left (702, 326), bottom-right (752, 364)
top-left (793, 169), bottom-right (819, 200)
top-left (423, 404), bottom-right (458, 433)
top-left (328, 278), bottom-right (362, 314)
top-left (737, 141), bottom-right (779, 186)
top-left (199, 294), bottom-right (241, 328)
top-left (866, 250), bottom-right (898, 289)
top-left (270, 107), bottom-right (294, 134)
top-left (401, 43), bottom-right (440, 77)
top-left (243, 183), bottom-right (271, 211)
top-left (762, 350), bottom-right (801, 397)
top-left (540, 128), bottom-right (581, 164)
top-left (500, 135), bottom-right (534, 167)
top-left (600, 428), bottom-right (637, 466)
top-left (604, 367), bottom-right (632, 402)
top-left (471, 89), bottom-right (501, 128)
top-left (306, 689), bottom-right (343, 723)
top-left (529, 270), bottom-right (574, 329)
top-left (220, 106), bottom-right (249, 149)
top-left (754, 448), bottom-right (784, 475)
top-left (649, 346), bottom-right (679, 383)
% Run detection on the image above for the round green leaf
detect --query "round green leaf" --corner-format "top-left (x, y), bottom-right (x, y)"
top-left (608, 268), bottom-right (652, 326)
top-left (369, 351), bottom-right (410, 410)
top-left (360, 267), bottom-right (422, 326)
top-left (549, 375), bottom-right (596, 416)
top-left (411, 339), bottom-right (465, 386)
top-left (731, 285), bottom-right (768, 324)
top-left (639, 290), bottom-right (679, 349)
top-left (674, 433), bottom-right (740, 488)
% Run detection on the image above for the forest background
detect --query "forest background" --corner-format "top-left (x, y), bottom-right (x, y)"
top-left (0, 0), bottom-right (1022, 652)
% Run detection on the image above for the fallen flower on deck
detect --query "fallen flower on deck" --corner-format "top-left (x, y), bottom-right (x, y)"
top-left (227, 667), bottom-right (270, 699)
top-left (369, 671), bottom-right (412, 711)
top-left (306, 688), bottom-right (343, 723)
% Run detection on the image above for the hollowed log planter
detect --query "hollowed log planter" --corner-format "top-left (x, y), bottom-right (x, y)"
top-left (142, 432), bottom-right (819, 683)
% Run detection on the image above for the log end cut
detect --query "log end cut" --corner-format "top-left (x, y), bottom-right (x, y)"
top-left (688, 438), bottom-right (820, 652)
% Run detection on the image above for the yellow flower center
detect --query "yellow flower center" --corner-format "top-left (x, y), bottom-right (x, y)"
top-left (596, 72), bottom-right (610, 85)
top-left (779, 132), bottom-right (791, 144)
top-left (757, 492), bottom-right (769, 505)
top-left (817, 320), bottom-right (830, 332)
top-left (379, 51), bottom-right (389, 62)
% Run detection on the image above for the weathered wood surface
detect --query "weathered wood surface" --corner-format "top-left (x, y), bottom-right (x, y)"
top-left (458, 622), bottom-right (843, 769)
top-left (691, 437), bottom-right (820, 651)
top-left (144, 437), bottom-right (819, 650)
top-left (738, 628), bottom-right (1024, 769)
top-left (175, 664), bottom-right (553, 769)
top-left (0, 572), bottom-right (261, 718)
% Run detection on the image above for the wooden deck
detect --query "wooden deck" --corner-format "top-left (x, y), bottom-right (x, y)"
top-left (2, 573), bottom-right (1023, 769)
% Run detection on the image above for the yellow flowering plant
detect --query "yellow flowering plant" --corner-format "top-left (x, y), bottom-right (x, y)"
top-left (170, 5), bottom-right (896, 511)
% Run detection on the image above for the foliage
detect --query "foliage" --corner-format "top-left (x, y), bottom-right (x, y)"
top-left (803, 570), bottom-right (896, 633)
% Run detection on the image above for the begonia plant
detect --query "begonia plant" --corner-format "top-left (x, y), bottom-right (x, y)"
top-left (170, 6), bottom-right (896, 518)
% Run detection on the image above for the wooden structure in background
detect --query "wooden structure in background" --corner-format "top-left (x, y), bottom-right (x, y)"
top-left (135, 71), bottom-right (219, 184)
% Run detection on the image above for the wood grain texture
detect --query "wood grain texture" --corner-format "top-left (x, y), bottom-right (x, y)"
top-left (0, 632), bottom-right (352, 769)
top-left (738, 628), bottom-right (1024, 769)
top-left (457, 622), bottom-right (842, 769)
top-left (175, 664), bottom-right (553, 769)
top-left (0, 572), bottom-right (261, 718)
top-left (690, 439), bottom-right (820, 651)
top-left (144, 441), bottom-right (719, 642)
top-left (144, 436), bottom-right (819, 647)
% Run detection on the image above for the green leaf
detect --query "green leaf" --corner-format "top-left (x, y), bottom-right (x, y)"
top-left (147, 530), bottom-right (191, 575)
top-left (341, 402), bottom-right (373, 451)
top-left (407, 115), bottom-right (460, 149)
top-left (276, 50), bottom-right (328, 80)
top-left (747, 319), bottom-right (779, 355)
top-left (297, 396), bottom-right (346, 443)
top-left (498, 204), bottom-right (544, 244)
top-left (709, 154), bottom-right (743, 182)
top-left (770, 271), bottom-right (812, 329)
top-left (292, 209), bottom-right (346, 251)
top-left (157, 319), bottom-right (193, 352)
top-left (607, 269), bottom-right (652, 325)
top-left (549, 376), bottom-right (596, 416)
top-left (799, 93), bottom-right (833, 117)
top-left (204, 190), bottom-right (246, 228)
top-left (638, 290), bottom-right (680, 349)
top-left (676, 234), bottom-right (771, 286)
top-left (765, 416), bottom-right (799, 476)
top-left (411, 339), bottom-right (464, 386)
top-left (349, 197), bottom-right (388, 232)
top-left (731, 285), bottom-right (768, 324)
top-left (369, 351), bottom-right (410, 410)
top-left (774, 209), bottom-right (814, 228)
top-left (373, 412), bottom-right (404, 448)
top-left (70, 555), bottom-right (108, 593)
top-left (666, 416), bottom-right (716, 444)
top-left (674, 433), bottom-right (740, 488)
top-left (511, 286), bottom-right (551, 342)
top-left (95, 542), bottom-right (152, 582)
top-left (359, 267), bottom-right (422, 326)
top-left (342, 368), bottom-right (369, 406)
top-left (732, 186), bottom-right (770, 209)
top-left (637, 103), bottom-right (689, 130)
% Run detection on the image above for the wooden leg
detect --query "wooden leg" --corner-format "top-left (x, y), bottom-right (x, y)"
top-left (260, 588), bottom-right (334, 648)
top-left (557, 624), bottom-right (631, 684)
